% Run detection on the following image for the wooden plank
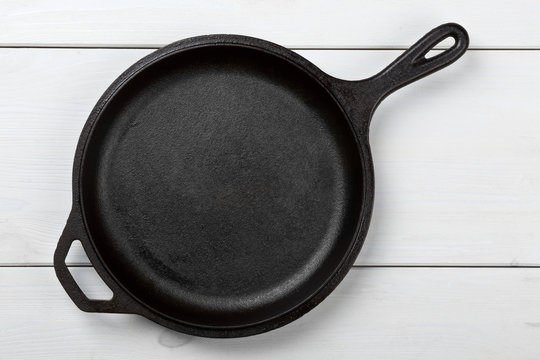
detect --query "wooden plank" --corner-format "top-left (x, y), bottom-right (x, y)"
top-left (1, 49), bottom-right (540, 266)
top-left (1, 267), bottom-right (540, 359)
top-left (1, 1), bottom-right (540, 48)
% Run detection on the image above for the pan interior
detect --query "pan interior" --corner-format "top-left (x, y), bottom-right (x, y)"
top-left (82, 45), bottom-right (363, 328)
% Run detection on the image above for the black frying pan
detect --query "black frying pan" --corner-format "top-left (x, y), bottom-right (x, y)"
top-left (54, 23), bottom-right (468, 338)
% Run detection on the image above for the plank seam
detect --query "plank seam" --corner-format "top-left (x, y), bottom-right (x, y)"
top-left (1, 265), bottom-right (539, 269)
top-left (1, 45), bottom-right (540, 51)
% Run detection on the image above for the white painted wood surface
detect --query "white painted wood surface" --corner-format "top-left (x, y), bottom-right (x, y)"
top-left (1, 49), bottom-right (540, 266)
top-left (2, 1), bottom-right (540, 358)
top-left (1, 0), bottom-right (540, 48)
top-left (2, 267), bottom-right (540, 359)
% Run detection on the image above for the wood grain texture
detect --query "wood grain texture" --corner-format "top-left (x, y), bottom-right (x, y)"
top-left (1, 0), bottom-right (539, 48)
top-left (1, 267), bottom-right (540, 359)
top-left (1, 48), bottom-right (540, 266)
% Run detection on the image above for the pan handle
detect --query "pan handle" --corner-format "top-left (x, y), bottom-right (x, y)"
top-left (54, 211), bottom-right (139, 314)
top-left (369, 23), bottom-right (469, 103)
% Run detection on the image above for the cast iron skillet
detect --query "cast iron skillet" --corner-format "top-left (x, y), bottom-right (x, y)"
top-left (54, 23), bottom-right (468, 338)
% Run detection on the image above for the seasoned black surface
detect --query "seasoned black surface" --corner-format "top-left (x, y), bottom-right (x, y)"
top-left (55, 23), bottom-right (468, 337)
top-left (82, 46), bottom-right (363, 327)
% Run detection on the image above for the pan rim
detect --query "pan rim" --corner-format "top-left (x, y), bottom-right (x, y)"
top-left (74, 34), bottom-right (374, 337)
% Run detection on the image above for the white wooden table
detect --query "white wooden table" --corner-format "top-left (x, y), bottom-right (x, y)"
top-left (2, 1), bottom-right (540, 358)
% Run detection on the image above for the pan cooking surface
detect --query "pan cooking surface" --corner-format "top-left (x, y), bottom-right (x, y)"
top-left (81, 46), bottom-right (363, 327)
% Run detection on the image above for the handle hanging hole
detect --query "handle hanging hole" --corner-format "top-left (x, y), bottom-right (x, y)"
top-left (424, 36), bottom-right (456, 59)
